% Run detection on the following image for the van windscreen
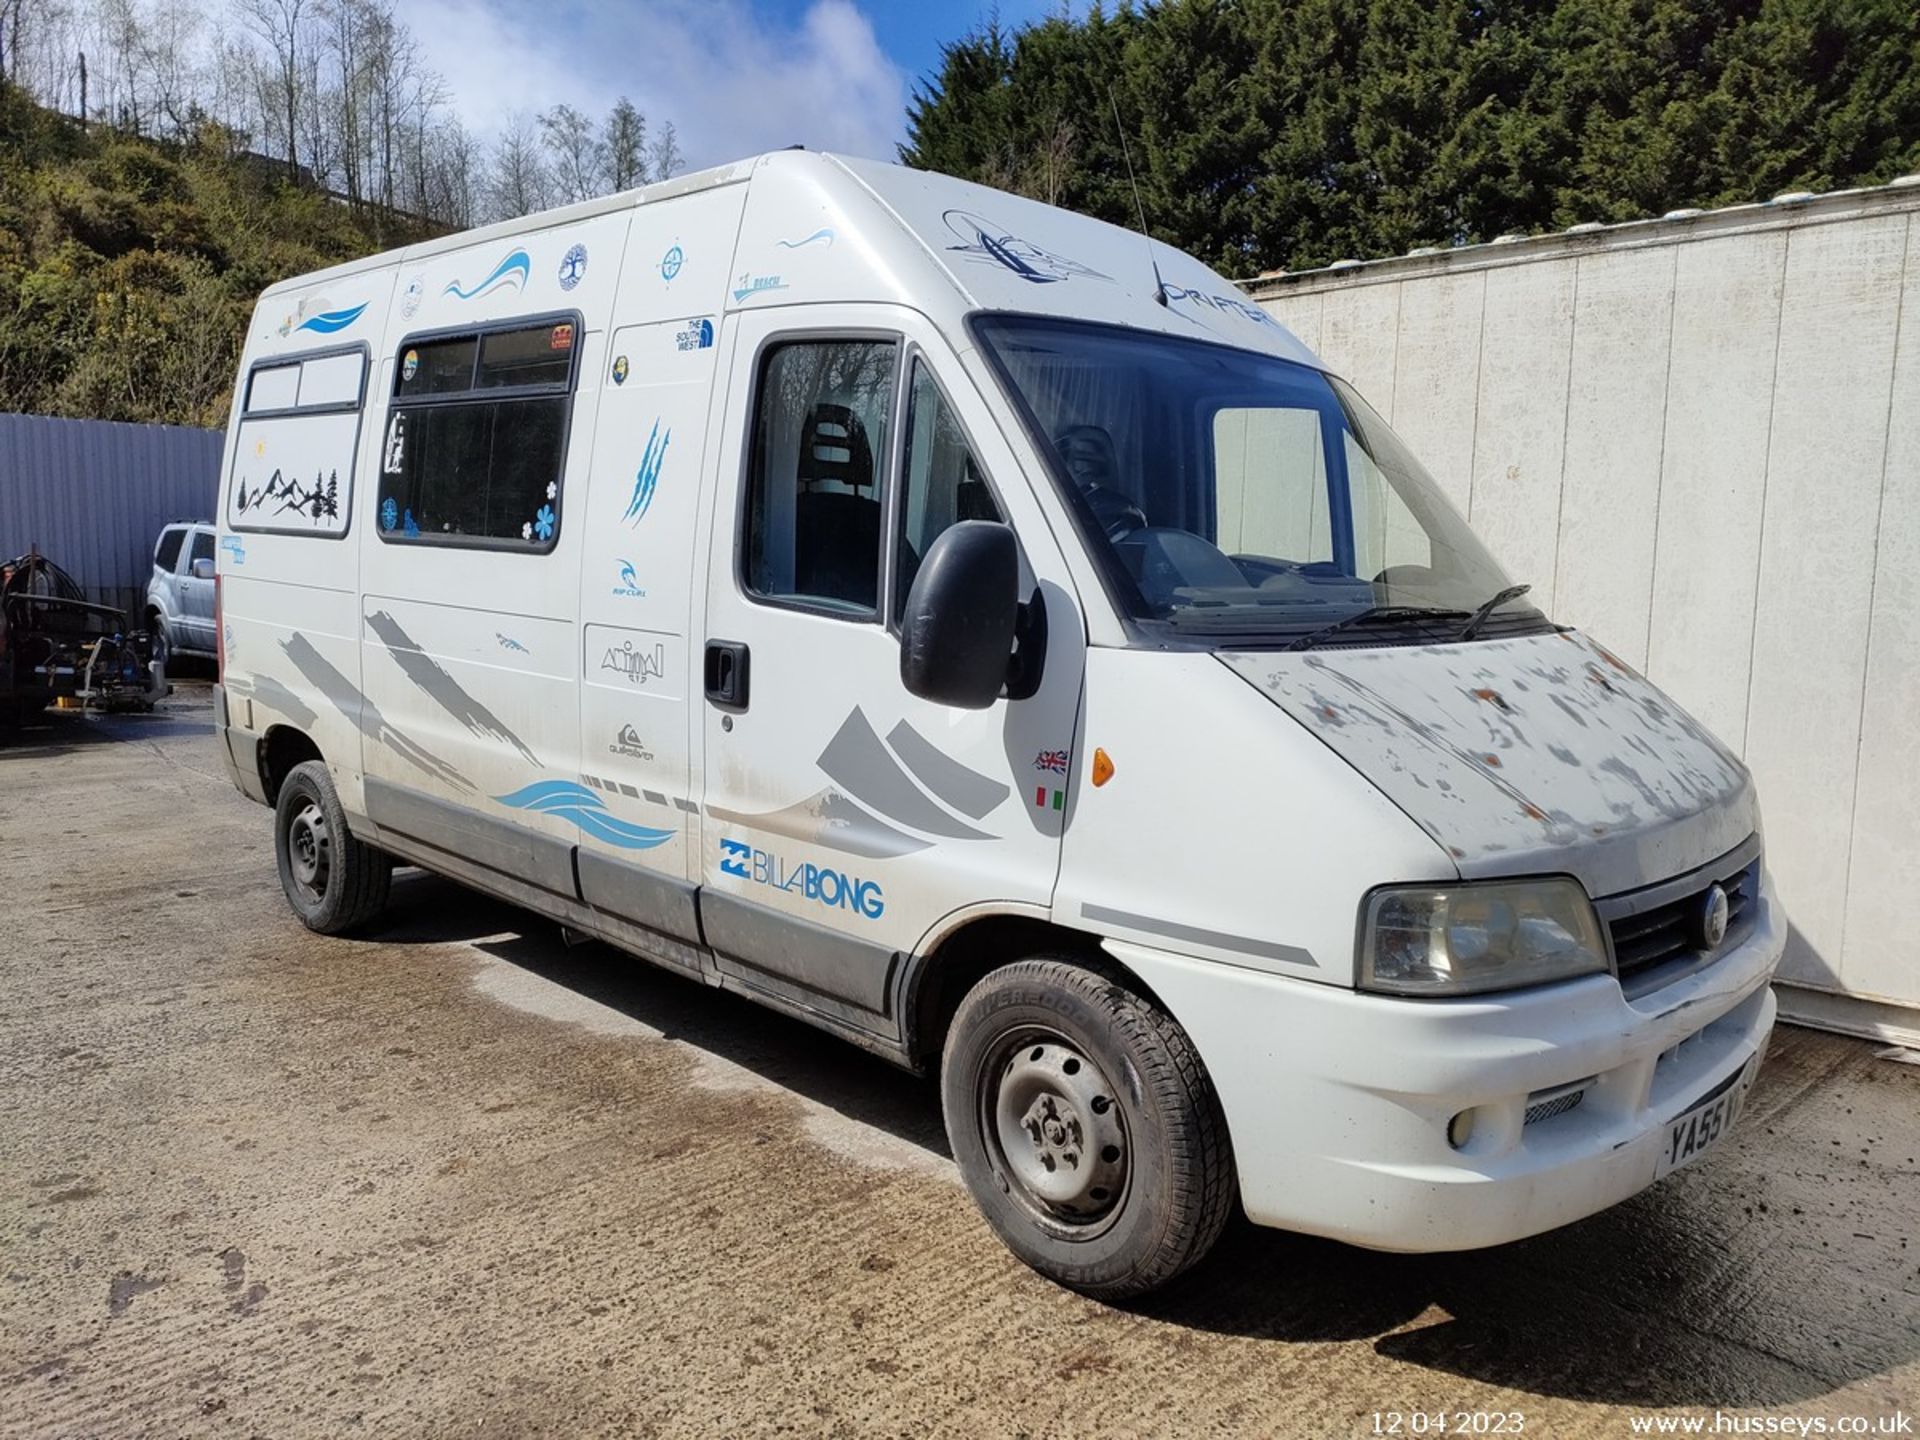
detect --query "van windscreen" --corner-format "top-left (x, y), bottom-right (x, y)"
top-left (977, 315), bottom-right (1548, 648)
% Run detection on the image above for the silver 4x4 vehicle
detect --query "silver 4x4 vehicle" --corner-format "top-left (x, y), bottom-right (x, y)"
top-left (145, 522), bottom-right (217, 659)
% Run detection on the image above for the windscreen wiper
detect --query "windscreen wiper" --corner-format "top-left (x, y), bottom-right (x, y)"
top-left (1281, 605), bottom-right (1469, 652)
top-left (1457, 583), bottom-right (1533, 642)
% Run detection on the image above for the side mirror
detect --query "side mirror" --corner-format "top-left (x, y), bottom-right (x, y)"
top-left (899, 521), bottom-right (1019, 710)
top-left (190, 557), bottom-right (216, 580)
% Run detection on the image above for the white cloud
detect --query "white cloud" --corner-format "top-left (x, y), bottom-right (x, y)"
top-left (400, 0), bottom-right (909, 171)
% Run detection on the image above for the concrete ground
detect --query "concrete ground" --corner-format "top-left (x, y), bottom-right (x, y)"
top-left (3, 683), bottom-right (1917, 1439)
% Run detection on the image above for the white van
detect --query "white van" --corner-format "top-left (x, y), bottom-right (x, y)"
top-left (213, 151), bottom-right (1781, 1298)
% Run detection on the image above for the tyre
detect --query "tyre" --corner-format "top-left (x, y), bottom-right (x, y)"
top-left (941, 957), bottom-right (1236, 1300)
top-left (274, 759), bottom-right (392, 934)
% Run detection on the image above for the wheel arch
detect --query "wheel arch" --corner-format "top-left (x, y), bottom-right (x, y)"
top-left (257, 724), bottom-right (323, 807)
top-left (899, 910), bottom-right (1174, 1074)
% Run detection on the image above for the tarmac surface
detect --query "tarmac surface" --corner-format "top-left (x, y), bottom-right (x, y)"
top-left (3, 683), bottom-right (1917, 1438)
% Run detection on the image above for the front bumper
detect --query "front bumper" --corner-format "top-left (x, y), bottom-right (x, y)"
top-left (1104, 879), bottom-right (1784, 1252)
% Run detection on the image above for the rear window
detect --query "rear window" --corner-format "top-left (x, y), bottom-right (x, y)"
top-left (227, 343), bottom-right (369, 538)
top-left (376, 317), bottom-right (580, 551)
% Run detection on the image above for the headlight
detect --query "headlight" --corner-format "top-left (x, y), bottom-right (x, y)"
top-left (1359, 878), bottom-right (1608, 996)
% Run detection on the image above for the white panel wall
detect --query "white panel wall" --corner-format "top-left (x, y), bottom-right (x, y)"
top-left (1252, 188), bottom-right (1920, 1033)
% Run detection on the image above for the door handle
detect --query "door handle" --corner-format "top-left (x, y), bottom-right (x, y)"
top-left (704, 640), bottom-right (750, 709)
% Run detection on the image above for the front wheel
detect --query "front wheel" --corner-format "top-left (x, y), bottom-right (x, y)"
top-left (274, 760), bottom-right (391, 934)
top-left (941, 958), bottom-right (1237, 1300)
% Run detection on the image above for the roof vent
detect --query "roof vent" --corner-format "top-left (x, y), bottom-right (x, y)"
top-left (1769, 190), bottom-right (1817, 205)
top-left (1490, 232), bottom-right (1528, 245)
top-left (1663, 208), bottom-right (1705, 220)
top-left (1565, 221), bottom-right (1605, 234)
top-left (1406, 246), bottom-right (1442, 257)
top-left (1328, 258), bottom-right (1364, 270)
top-left (1891, 173), bottom-right (1920, 189)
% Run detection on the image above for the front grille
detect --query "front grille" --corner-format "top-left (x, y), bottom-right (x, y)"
top-left (1599, 840), bottom-right (1761, 994)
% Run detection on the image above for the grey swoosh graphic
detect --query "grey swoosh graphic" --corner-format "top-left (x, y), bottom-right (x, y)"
top-left (818, 708), bottom-right (991, 841)
top-left (1081, 902), bottom-right (1318, 968)
top-left (884, 720), bottom-right (1009, 820)
top-left (708, 788), bottom-right (931, 859)
top-left (366, 609), bottom-right (539, 765)
top-left (281, 633), bottom-right (472, 792)
top-left (248, 673), bottom-right (319, 730)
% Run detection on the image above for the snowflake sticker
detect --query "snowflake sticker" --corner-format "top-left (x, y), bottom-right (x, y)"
top-left (534, 505), bottom-right (556, 542)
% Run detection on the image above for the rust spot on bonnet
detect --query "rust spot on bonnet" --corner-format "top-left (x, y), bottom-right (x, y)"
top-left (1449, 846), bottom-right (1467, 858)
top-left (1471, 686), bottom-right (1512, 712)
top-left (1521, 802), bottom-right (1548, 821)
top-left (1480, 753), bottom-right (1502, 768)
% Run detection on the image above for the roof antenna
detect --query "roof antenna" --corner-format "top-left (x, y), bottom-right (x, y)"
top-left (1108, 84), bottom-right (1169, 307)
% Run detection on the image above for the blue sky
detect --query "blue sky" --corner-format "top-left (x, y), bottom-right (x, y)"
top-left (404, 0), bottom-right (1074, 171)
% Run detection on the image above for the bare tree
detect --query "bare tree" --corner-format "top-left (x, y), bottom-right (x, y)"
top-left (487, 110), bottom-right (546, 220)
top-left (648, 119), bottom-right (681, 182)
top-left (538, 102), bottom-right (601, 205)
top-left (604, 95), bottom-right (644, 190)
top-left (236, 0), bottom-right (310, 179)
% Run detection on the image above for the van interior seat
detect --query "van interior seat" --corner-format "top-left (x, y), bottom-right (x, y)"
top-left (794, 403), bottom-right (880, 605)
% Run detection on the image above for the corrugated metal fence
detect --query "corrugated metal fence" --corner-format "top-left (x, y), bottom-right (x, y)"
top-left (1246, 177), bottom-right (1920, 1044)
top-left (0, 414), bottom-right (223, 619)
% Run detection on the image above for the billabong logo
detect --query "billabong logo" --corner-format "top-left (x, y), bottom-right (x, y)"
top-left (776, 228), bottom-right (834, 250)
top-left (294, 302), bottom-right (367, 335)
top-left (610, 724), bottom-right (653, 761)
top-left (719, 836), bottom-right (884, 920)
top-left (601, 640), bottom-right (665, 686)
top-left (612, 559), bottom-right (645, 598)
top-left (624, 420), bottom-right (669, 524)
top-left (445, 248), bottom-right (531, 301)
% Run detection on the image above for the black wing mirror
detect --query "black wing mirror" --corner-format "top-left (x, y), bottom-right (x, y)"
top-left (898, 521), bottom-right (1019, 710)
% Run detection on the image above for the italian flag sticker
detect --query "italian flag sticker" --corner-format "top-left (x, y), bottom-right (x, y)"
top-left (1034, 786), bottom-right (1064, 811)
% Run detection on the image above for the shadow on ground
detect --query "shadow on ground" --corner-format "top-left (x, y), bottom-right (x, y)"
top-left (368, 867), bottom-right (1915, 1413)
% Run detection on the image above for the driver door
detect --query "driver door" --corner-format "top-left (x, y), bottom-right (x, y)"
top-left (695, 306), bottom-right (1084, 1042)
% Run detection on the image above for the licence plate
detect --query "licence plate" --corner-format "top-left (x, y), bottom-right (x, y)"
top-left (1655, 1058), bottom-right (1755, 1179)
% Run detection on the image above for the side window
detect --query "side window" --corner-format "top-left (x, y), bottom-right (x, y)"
top-left (893, 359), bottom-right (1001, 622)
top-left (377, 319), bottom-right (578, 550)
top-left (1344, 434), bottom-right (1434, 578)
top-left (154, 528), bottom-right (185, 571)
top-left (227, 345), bottom-right (367, 538)
top-left (190, 531), bottom-right (215, 566)
top-left (742, 338), bottom-right (896, 615)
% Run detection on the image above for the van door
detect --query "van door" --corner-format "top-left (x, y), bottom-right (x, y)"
top-left (180, 528), bottom-right (217, 651)
top-left (357, 312), bottom-right (601, 897)
top-left (696, 306), bottom-right (1085, 1042)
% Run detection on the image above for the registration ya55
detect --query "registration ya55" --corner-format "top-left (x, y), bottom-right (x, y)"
top-left (209, 147), bottom-right (1781, 1299)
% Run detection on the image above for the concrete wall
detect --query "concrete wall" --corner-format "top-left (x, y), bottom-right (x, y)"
top-left (0, 413), bottom-right (223, 618)
top-left (1247, 180), bottom-right (1920, 1043)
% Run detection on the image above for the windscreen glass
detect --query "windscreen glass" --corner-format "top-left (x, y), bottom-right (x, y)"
top-left (978, 316), bottom-right (1546, 645)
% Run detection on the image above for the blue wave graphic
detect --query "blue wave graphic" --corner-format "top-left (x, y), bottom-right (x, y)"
top-left (445, 249), bottom-right (531, 301)
top-left (494, 780), bottom-right (674, 850)
top-left (776, 228), bottom-right (835, 249)
top-left (297, 302), bottom-right (368, 333)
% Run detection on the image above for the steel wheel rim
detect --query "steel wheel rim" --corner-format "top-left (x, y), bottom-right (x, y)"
top-left (978, 1026), bottom-right (1131, 1238)
top-left (286, 799), bottom-right (331, 906)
